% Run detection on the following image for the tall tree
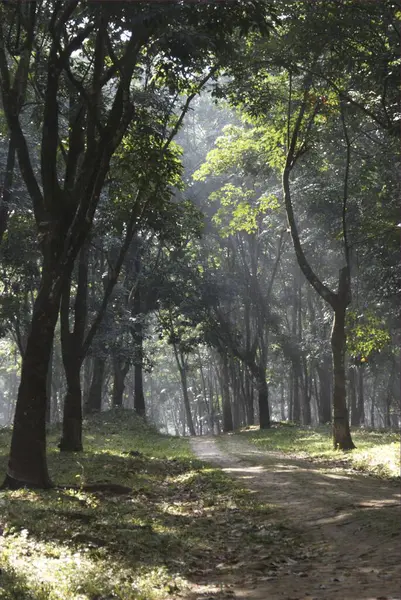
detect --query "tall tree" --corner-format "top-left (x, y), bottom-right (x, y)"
top-left (0, 0), bottom-right (274, 487)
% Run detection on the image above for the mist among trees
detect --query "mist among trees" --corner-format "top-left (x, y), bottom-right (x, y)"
top-left (0, 0), bottom-right (399, 489)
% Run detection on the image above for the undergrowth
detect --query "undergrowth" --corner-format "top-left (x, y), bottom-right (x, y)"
top-left (0, 410), bottom-right (301, 600)
top-left (239, 423), bottom-right (400, 479)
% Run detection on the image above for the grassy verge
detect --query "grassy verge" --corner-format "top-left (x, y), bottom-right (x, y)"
top-left (0, 411), bottom-right (302, 599)
top-left (237, 423), bottom-right (400, 479)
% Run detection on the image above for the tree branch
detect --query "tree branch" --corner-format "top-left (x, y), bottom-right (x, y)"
top-left (283, 89), bottom-right (338, 309)
top-left (0, 21), bottom-right (45, 224)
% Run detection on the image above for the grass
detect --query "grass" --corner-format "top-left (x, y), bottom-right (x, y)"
top-left (238, 423), bottom-right (400, 479)
top-left (0, 410), bottom-right (302, 600)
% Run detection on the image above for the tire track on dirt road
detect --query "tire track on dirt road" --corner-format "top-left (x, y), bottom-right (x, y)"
top-left (190, 436), bottom-right (400, 600)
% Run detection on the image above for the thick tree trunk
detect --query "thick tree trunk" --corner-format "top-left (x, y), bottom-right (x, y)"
top-left (331, 302), bottom-right (355, 450)
top-left (257, 369), bottom-right (270, 429)
top-left (85, 357), bottom-right (106, 413)
top-left (59, 244), bottom-right (88, 451)
top-left (59, 356), bottom-right (83, 451)
top-left (4, 279), bottom-right (61, 488)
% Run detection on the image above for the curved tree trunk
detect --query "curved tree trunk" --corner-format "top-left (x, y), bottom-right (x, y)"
top-left (283, 161), bottom-right (355, 448)
top-left (282, 92), bottom-right (355, 450)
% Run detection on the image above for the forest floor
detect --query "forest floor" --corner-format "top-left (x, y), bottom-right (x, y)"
top-left (0, 413), bottom-right (399, 600)
top-left (190, 433), bottom-right (401, 600)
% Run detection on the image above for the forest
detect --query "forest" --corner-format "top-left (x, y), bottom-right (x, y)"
top-left (0, 1), bottom-right (400, 599)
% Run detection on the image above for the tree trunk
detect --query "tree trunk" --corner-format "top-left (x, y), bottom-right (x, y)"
top-left (244, 369), bottom-right (254, 425)
top-left (112, 358), bottom-right (129, 408)
top-left (316, 357), bottom-right (332, 423)
top-left (178, 364), bottom-right (196, 436)
top-left (230, 360), bottom-right (241, 429)
top-left (289, 369), bottom-right (294, 421)
top-left (357, 367), bottom-right (365, 426)
top-left (384, 360), bottom-right (397, 428)
top-left (283, 135), bottom-right (355, 449)
top-left (134, 361), bottom-right (145, 417)
top-left (59, 243), bottom-right (88, 451)
top-left (331, 302), bottom-right (355, 449)
top-left (0, 135), bottom-right (16, 243)
top-left (131, 280), bottom-right (146, 417)
top-left (59, 355), bottom-right (83, 451)
top-left (349, 366), bottom-right (358, 426)
top-left (208, 376), bottom-right (215, 434)
top-left (280, 381), bottom-right (286, 421)
top-left (86, 356), bottom-right (106, 414)
top-left (46, 343), bottom-right (53, 425)
top-left (300, 358), bottom-right (312, 425)
top-left (4, 277), bottom-right (61, 488)
top-left (82, 357), bottom-right (92, 409)
top-left (257, 369), bottom-right (270, 429)
top-left (221, 355), bottom-right (234, 432)
top-left (292, 362), bottom-right (301, 422)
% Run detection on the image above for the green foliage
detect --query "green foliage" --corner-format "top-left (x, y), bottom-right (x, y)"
top-left (193, 123), bottom-right (285, 181)
top-left (346, 310), bottom-right (391, 362)
top-left (209, 183), bottom-right (280, 237)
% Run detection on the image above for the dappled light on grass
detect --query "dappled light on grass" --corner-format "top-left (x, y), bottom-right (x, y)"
top-left (241, 424), bottom-right (400, 479)
top-left (0, 411), bottom-right (303, 599)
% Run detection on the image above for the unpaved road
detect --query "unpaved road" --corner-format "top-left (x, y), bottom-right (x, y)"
top-left (190, 436), bottom-right (401, 600)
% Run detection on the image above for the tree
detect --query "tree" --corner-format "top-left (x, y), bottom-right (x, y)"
top-left (208, 1), bottom-right (399, 447)
top-left (0, 0), bottom-right (274, 487)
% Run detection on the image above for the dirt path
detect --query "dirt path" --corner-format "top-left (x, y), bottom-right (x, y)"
top-left (190, 435), bottom-right (401, 600)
